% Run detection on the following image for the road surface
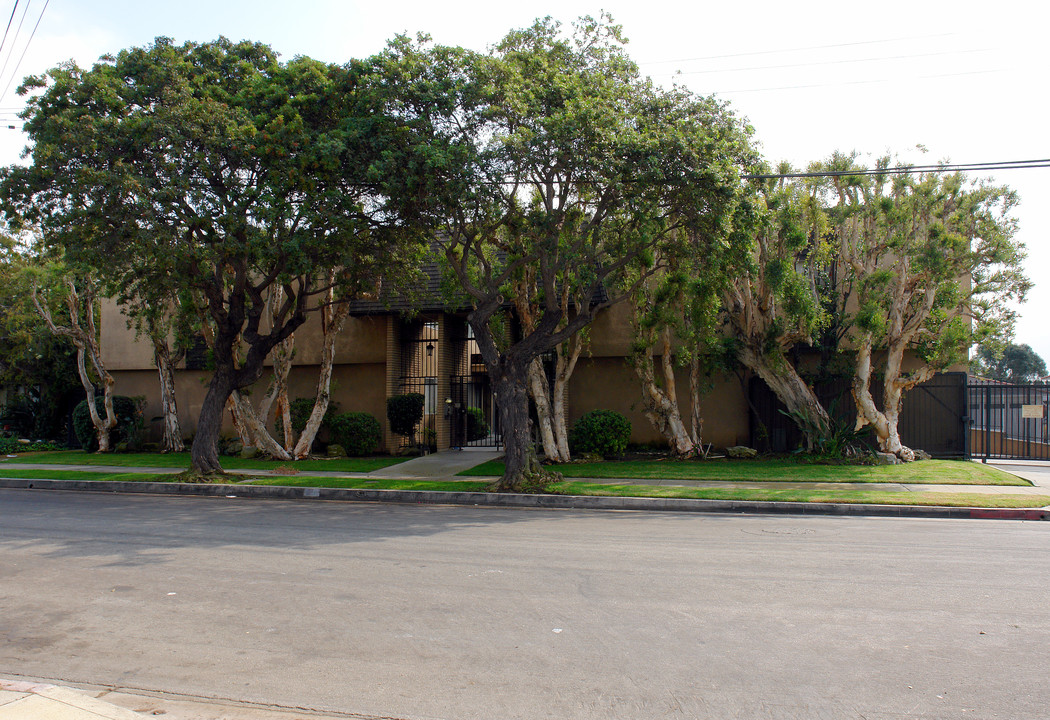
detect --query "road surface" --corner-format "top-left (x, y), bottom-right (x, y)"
top-left (1, 488), bottom-right (1048, 719)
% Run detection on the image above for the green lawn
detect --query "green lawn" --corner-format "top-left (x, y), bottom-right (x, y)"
top-left (0, 468), bottom-right (221, 483)
top-left (459, 458), bottom-right (1027, 485)
top-left (554, 481), bottom-right (1050, 508)
top-left (3, 467), bottom-right (1046, 508)
top-left (0, 450), bottom-right (407, 474)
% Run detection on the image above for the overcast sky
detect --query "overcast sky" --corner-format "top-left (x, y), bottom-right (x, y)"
top-left (2, 0), bottom-right (1046, 362)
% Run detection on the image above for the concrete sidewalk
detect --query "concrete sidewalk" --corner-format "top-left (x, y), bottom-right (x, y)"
top-left (0, 679), bottom-right (143, 720)
top-left (0, 677), bottom-right (355, 720)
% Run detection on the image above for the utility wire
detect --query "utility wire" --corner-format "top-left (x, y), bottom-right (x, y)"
top-left (713, 69), bottom-right (999, 96)
top-left (743, 159), bottom-right (1050, 180)
top-left (651, 48), bottom-right (990, 77)
top-left (0, 0), bottom-right (19, 60)
top-left (0, 0), bottom-right (28, 94)
top-left (0, 0), bottom-right (47, 105)
top-left (640, 33), bottom-right (956, 66)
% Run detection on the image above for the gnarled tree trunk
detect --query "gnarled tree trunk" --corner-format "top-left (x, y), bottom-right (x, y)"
top-left (738, 342), bottom-right (830, 450)
top-left (528, 358), bottom-right (560, 461)
top-left (229, 389), bottom-right (294, 460)
top-left (490, 365), bottom-right (558, 493)
top-left (293, 298), bottom-right (350, 458)
top-left (852, 335), bottom-right (934, 461)
top-left (634, 328), bottom-right (695, 457)
top-left (33, 277), bottom-right (117, 452)
top-left (152, 337), bottom-right (184, 453)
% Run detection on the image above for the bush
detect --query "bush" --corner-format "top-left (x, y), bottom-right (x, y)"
top-left (466, 407), bottom-right (490, 442)
top-left (72, 395), bottom-right (143, 452)
top-left (387, 393), bottom-right (425, 438)
top-left (569, 409), bottom-right (631, 457)
top-left (329, 412), bottom-right (382, 456)
top-left (0, 395), bottom-right (37, 437)
top-left (0, 436), bottom-right (61, 454)
top-left (287, 397), bottom-right (339, 435)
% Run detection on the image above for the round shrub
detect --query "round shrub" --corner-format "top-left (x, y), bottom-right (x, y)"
top-left (466, 407), bottom-right (490, 442)
top-left (569, 409), bottom-right (631, 457)
top-left (387, 393), bottom-right (425, 438)
top-left (72, 395), bottom-right (142, 451)
top-left (329, 412), bottom-right (382, 456)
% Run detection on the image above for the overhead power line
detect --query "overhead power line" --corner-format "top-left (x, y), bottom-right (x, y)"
top-left (652, 48), bottom-right (990, 77)
top-left (0, 0), bottom-right (29, 95)
top-left (743, 159), bottom-right (1050, 180)
top-left (0, 0), bottom-right (48, 105)
top-left (709, 68), bottom-right (1002, 95)
top-left (640, 33), bottom-right (956, 66)
top-left (0, 0), bottom-right (19, 60)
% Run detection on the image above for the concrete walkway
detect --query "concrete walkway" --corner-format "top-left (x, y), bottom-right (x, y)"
top-left (371, 448), bottom-right (503, 478)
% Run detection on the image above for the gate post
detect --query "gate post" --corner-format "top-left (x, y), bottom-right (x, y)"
top-left (983, 384), bottom-right (991, 463)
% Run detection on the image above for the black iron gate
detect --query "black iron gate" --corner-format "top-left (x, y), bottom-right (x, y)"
top-left (968, 381), bottom-right (1050, 461)
top-left (449, 374), bottom-right (502, 448)
top-left (398, 322), bottom-right (439, 452)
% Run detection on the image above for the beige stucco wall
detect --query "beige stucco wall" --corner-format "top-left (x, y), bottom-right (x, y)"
top-left (100, 299), bottom-right (157, 370)
top-left (100, 296), bottom-right (389, 371)
top-left (568, 357), bottom-right (750, 449)
top-left (112, 362), bottom-right (389, 445)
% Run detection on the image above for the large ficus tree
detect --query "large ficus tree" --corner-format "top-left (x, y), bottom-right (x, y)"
top-left (720, 169), bottom-right (835, 449)
top-left (825, 154), bottom-right (1029, 459)
top-left (385, 17), bottom-right (752, 491)
top-left (3, 38), bottom-right (425, 475)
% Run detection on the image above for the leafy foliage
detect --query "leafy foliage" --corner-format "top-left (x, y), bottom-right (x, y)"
top-left (0, 435), bottom-right (62, 453)
top-left (382, 16), bottom-right (752, 489)
top-left (387, 393), bottom-right (425, 438)
top-left (3, 37), bottom-right (431, 472)
top-left (329, 412), bottom-right (382, 456)
top-left (569, 409), bottom-right (631, 457)
top-left (972, 342), bottom-right (1047, 382)
top-left (286, 397), bottom-right (339, 435)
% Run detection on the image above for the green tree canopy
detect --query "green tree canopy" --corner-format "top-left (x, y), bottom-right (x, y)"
top-left (3, 37), bottom-right (428, 473)
top-left (382, 16), bottom-right (754, 490)
top-left (973, 342), bottom-right (1047, 382)
top-left (825, 153), bottom-right (1029, 458)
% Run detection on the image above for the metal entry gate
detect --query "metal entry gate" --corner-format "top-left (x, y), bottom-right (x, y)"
top-left (449, 374), bottom-right (502, 448)
top-left (968, 381), bottom-right (1050, 460)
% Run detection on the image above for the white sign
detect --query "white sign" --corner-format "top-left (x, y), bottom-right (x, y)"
top-left (1021, 405), bottom-right (1045, 419)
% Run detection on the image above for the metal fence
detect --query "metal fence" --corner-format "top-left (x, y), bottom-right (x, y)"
top-left (449, 374), bottom-right (502, 448)
top-left (968, 381), bottom-right (1050, 460)
top-left (397, 336), bottom-right (438, 452)
top-left (749, 373), bottom-right (968, 458)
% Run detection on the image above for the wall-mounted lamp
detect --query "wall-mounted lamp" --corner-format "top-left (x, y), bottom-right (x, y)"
top-left (426, 342), bottom-right (435, 358)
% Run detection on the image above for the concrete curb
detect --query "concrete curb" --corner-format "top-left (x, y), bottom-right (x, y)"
top-left (2, 477), bottom-right (1048, 521)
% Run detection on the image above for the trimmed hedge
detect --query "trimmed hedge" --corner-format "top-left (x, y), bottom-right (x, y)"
top-left (569, 409), bottom-right (631, 457)
top-left (329, 412), bottom-right (382, 456)
top-left (72, 395), bottom-right (142, 452)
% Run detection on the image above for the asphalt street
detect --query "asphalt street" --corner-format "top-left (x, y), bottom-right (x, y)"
top-left (1, 488), bottom-right (1048, 720)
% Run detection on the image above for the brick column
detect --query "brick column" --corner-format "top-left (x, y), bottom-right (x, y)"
top-left (384, 315), bottom-right (402, 454)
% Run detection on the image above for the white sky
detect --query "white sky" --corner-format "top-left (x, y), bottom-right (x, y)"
top-left (1, 0), bottom-right (1047, 363)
